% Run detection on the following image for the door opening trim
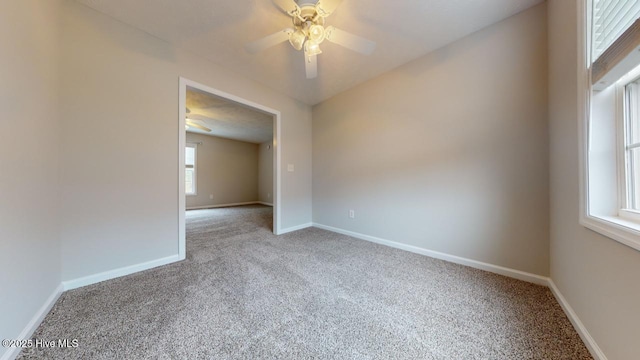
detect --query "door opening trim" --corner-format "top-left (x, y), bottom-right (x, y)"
top-left (178, 77), bottom-right (282, 259)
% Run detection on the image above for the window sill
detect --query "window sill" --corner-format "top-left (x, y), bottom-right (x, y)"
top-left (581, 214), bottom-right (640, 252)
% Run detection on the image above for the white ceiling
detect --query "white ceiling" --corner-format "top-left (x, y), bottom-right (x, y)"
top-left (77, 0), bottom-right (543, 105)
top-left (187, 87), bottom-right (273, 144)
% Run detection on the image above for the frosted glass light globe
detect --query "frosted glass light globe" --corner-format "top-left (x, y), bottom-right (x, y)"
top-left (289, 29), bottom-right (306, 51)
top-left (308, 24), bottom-right (325, 43)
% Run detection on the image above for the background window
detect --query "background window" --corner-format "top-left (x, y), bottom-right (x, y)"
top-left (186, 144), bottom-right (196, 195)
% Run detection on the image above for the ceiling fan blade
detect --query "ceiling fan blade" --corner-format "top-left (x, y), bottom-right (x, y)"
top-left (324, 26), bottom-right (376, 55)
top-left (245, 28), bottom-right (293, 54)
top-left (316, 0), bottom-right (343, 17)
top-left (305, 53), bottom-right (318, 79)
top-left (186, 113), bottom-right (210, 121)
top-left (186, 119), bottom-right (212, 132)
top-left (272, 0), bottom-right (300, 16)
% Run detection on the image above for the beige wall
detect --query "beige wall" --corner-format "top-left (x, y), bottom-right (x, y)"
top-left (258, 141), bottom-right (274, 204)
top-left (59, 0), bottom-right (312, 281)
top-left (185, 133), bottom-right (258, 208)
top-left (312, 4), bottom-right (549, 275)
top-left (0, 0), bottom-right (62, 356)
top-left (548, 1), bottom-right (640, 359)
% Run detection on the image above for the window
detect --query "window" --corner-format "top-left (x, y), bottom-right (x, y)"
top-left (580, 0), bottom-right (640, 251)
top-left (621, 74), bottom-right (640, 215)
top-left (185, 144), bottom-right (196, 196)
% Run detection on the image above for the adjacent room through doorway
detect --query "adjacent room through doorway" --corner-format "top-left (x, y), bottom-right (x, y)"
top-left (178, 78), bottom-right (281, 259)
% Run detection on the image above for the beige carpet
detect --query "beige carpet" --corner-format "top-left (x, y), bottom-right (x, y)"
top-left (19, 205), bottom-right (591, 359)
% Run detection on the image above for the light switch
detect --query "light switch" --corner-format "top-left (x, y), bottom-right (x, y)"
top-left (287, 164), bottom-right (294, 172)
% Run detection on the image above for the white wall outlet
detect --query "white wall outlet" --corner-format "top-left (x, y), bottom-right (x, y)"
top-left (267, 193), bottom-right (271, 199)
top-left (209, 194), bottom-right (213, 200)
top-left (349, 210), bottom-right (355, 219)
top-left (287, 164), bottom-right (295, 172)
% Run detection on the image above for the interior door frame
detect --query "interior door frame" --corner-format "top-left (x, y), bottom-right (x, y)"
top-left (178, 77), bottom-right (282, 259)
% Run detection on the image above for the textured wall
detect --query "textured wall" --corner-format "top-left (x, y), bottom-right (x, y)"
top-left (548, 1), bottom-right (640, 359)
top-left (0, 0), bottom-right (62, 357)
top-left (185, 133), bottom-right (258, 209)
top-left (312, 4), bottom-right (549, 275)
top-left (59, 0), bottom-right (312, 281)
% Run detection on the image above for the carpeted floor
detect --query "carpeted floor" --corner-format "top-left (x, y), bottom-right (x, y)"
top-left (19, 205), bottom-right (592, 359)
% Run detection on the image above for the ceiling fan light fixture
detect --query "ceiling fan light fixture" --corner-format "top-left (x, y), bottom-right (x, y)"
top-left (308, 24), bottom-right (325, 43)
top-left (247, 0), bottom-right (376, 79)
top-left (289, 29), bottom-right (306, 51)
top-left (304, 40), bottom-right (322, 56)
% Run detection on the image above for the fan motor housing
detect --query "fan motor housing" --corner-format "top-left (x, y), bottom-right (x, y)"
top-left (292, 3), bottom-right (324, 28)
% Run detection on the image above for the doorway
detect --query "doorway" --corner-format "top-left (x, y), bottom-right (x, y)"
top-left (177, 77), bottom-right (282, 260)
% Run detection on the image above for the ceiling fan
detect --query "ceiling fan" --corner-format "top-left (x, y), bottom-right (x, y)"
top-left (245, 0), bottom-right (376, 79)
top-left (185, 108), bottom-right (212, 132)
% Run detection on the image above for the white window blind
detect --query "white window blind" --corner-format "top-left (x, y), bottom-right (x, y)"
top-left (591, 0), bottom-right (640, 89)
top-left (185, 147), bottom-right (195, 167)
top-left (592, 0), bottom-right (640, 62)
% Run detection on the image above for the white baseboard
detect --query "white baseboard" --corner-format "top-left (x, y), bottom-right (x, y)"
top-left (1, 283), bottom-right (63, 360)
top-left (62, 254), bottom-right (182, 291)
top-left (547, 280), bottom-right (607, 360)
top-left (186, 201), bottom-right (261, 210)
top-left (312, 222), bottom-right (607, 360)
top-left (278, 222), bottom-right (313, 235)
top-left (257, 201), bottom-right (273, 206)
top-left (312, 223), bottom-right (548, 285)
